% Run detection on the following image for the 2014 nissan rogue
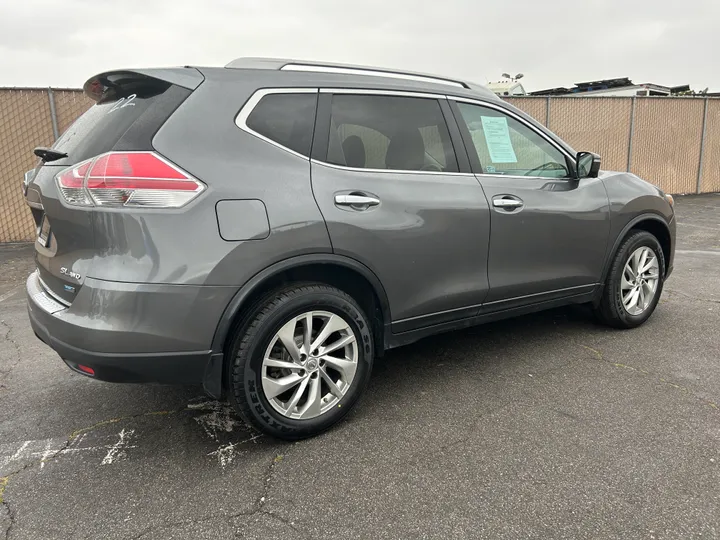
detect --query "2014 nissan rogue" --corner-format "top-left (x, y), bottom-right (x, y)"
top-left (24, 58), bottom-right (676, 439)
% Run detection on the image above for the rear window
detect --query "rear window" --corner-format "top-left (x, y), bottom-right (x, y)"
top-left (52, 78), bottom-right (186, 163)
top-left (245, 93), bottom-right (317, 157)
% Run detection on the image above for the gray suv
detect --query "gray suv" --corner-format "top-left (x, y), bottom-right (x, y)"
top-left (25, 58), bottom-right (676, 439)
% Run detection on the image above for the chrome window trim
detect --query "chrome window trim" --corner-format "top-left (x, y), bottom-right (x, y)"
top-left (281, 64), bottom-right (466, 89)
top-left (236, 87), bottom-right (572, 178)
top-left (310, 159), bottom-right (475, 177)
top-left (447, 96), bottom-right (576, 169)
top-left (235, 88), bottom-right (319, 160)
top-left (320, 88), bottom-right (445, 99)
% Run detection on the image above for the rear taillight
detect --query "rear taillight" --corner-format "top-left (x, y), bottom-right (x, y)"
top-left (55, 152), bottom-right (204, 208)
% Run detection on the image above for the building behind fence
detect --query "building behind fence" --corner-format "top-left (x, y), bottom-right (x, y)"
top-left (1, 89), bottom-right (719, 242)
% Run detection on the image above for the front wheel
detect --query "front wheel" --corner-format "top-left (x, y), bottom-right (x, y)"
top-left (594, 230), bottom-right (665, 329)
top-left (227, 284), bottom-right (373, 440)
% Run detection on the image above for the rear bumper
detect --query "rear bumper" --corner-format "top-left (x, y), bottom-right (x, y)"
top-left (26, 271), bottom-right (232, 390)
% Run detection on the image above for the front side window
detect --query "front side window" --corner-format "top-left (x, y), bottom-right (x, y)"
top-left (326, 95), bottom-right (458, 173)
top-left (245, 93), bottom-right (317, 157)
top-left (456, 102), bottom-right (569, 178)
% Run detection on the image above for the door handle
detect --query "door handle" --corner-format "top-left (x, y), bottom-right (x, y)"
top-left (334, 194), bottom-right (380, 208)
top-left (493, 197), bottom-right (524, 209)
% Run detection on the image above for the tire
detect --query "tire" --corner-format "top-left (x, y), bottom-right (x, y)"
top-left (594, 230), bottom-right (665, 329)
top-left (227, 283), bottom-right (374, 440)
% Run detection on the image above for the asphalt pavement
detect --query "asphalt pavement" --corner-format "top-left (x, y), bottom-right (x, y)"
top-left (1, 195), bottom-right (719, 539)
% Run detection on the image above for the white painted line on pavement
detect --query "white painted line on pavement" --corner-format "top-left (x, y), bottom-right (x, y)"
top-left (676, 249), bottom-right (720, 256)
top-left (0, 287), bottom-right (20, 304)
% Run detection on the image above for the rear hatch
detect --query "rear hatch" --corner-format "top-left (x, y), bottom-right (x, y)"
top-left (26, 68), bottom-right (203, 304)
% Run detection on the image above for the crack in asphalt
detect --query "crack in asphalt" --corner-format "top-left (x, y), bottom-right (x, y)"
top-left (1, 408), bottom-right (185, 539)
top-left (581, 345), bottom-right (719, 411)
top-left (231, 453), bottom-right (310, 539)
top-left (1, 476), bottom-right (11, 540)
top-left (0, 319), bottom-right (21, 386)
top-left (126, 453), bottom-right (308, 540)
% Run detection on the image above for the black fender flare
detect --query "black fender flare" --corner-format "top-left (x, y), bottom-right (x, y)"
top-left (202, 254), bottom-right (391, 398)
top-left (599, 212), bottom-right (671, 287)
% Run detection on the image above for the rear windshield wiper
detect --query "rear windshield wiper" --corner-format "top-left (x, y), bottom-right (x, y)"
top-left (34, 147), bottom-right (68, 162)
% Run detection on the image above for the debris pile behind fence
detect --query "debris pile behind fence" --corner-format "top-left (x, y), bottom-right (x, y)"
top-left (0, 89), bottom-right (718, 242)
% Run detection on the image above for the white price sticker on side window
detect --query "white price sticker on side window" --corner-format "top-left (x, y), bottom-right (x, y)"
top-left (481, 116), bottom-right (518, 164)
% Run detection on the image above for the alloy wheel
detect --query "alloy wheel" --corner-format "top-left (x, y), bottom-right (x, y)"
top-left (620, 246), bottom-right (660, 316)
top-left (261, 311), bottom-right (358, 420)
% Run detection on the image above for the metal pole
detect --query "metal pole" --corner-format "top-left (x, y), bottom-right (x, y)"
top-left (626, 96), bottom-right (636, 172)
top-left (545, 96), bottom-right (551, 127)
top-left (47, 87), bottom-right (59, 140)
top-left (696, 97), bottom-right (709, 194)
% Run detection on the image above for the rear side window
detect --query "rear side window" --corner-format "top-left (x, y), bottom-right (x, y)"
top-left (245, 93), bottom-right (317, 157)
top-left (326, 95), bottom-right (458, 173)
top-left (52, 78), bottom-right (188, 164)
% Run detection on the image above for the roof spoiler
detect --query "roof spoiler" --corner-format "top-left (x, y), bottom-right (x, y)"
top-left (83, 67), bottom-right (204, 102)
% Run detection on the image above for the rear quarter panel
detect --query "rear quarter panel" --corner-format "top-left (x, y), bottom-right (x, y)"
top-left (90, 70), bottom-right (332, 287)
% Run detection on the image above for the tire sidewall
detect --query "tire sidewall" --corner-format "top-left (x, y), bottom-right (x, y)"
top-left (233, 289), bottom-right (373, 439)
top-left (608, 232), bottom-right (665, 327)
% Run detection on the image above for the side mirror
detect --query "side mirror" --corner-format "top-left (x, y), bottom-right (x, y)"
top-left (576, 152), bottom-right (601, 179)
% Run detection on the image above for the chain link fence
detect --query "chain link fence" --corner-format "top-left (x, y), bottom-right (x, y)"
top-left (506, 96), bottom-right (719, 195)
top-left (0, 89), bottom-right (718, 243)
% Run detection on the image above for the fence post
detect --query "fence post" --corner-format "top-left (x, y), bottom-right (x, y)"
top-left (626, 96), bottom-right (636, 172)
top-left (545, 96), bottom-right (551, 127)
top-left (696, 97), bottom-right (709, 194)
top-left (47, 87), bottom-right (59, 140)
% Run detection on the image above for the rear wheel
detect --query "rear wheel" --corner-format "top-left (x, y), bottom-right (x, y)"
top-left (594, 231), bottom-right (665, 329)
top-left (227, 283), bottom-right (373, 440)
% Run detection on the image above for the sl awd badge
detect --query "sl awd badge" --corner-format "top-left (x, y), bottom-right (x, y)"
top-left (60, 267), bottom-right (81, 281)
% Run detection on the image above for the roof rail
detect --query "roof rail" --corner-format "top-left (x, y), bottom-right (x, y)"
top-left (225, 57), bottom-right (469, 89)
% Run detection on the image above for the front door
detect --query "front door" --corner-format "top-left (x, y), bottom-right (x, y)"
top-left (450, 99), bottom-right (610, 306)
top-left (311, 92), bottom-right (491, 330)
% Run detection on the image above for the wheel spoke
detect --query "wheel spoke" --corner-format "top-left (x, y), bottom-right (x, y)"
top-left (320, 367), bottom-right (344, 399)
top-left (621, 269), bottom-right (634, 290)
top-left (638, 283), bottom-right (646, 309)
top-left (299, 376), bottom-right (322, 419)
top-left (623, 288), bottom-right (639, 310)
top-left (321, 355), bottom-right (357, 381)
top-left (284, 376), bottom-right (309, 413)
top-left (639, 256), bottom-right (656, 274)
top-left (276, 318), bottom-right (301, 363)
top-left (311, 314), bottom-right (349, 351)
top-left (642, 280), bottom-right (655, 297)
top-left (320, 334), bottom-right (356, 356)
top-left (302, 312), bottom-right (313, 355)
top-left (637, 249), bottom-right (649, 276)
top-left (264, 358), bottom-right (301, 370)
top-left (262, 372), bottom-right (305, 399)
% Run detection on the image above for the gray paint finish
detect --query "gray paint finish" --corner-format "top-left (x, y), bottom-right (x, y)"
top-left (311, 162), bottom-right (490, 323)
top-left (215, 199), bottom-right (270, 241)
top-left (478, 174), bottom-right (610, 303)
top-left (23, 62), bottom-right (676, 392)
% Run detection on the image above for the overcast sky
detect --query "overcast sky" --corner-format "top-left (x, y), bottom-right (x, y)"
top-left (1, 0), bottom-right (718, 92)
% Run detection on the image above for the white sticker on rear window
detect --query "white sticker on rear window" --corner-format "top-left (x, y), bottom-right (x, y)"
top-left (108, 94), bottom-right (137, 114)
top-left (480, 116), bottom-right (518, 164)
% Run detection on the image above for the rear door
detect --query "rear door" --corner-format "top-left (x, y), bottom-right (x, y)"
top-left (450, 98), bottom-right (610, 307)
top-left (25, 71), bottom-right (199, 304)
top-left (310, 91), bottom-right (491, 331)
